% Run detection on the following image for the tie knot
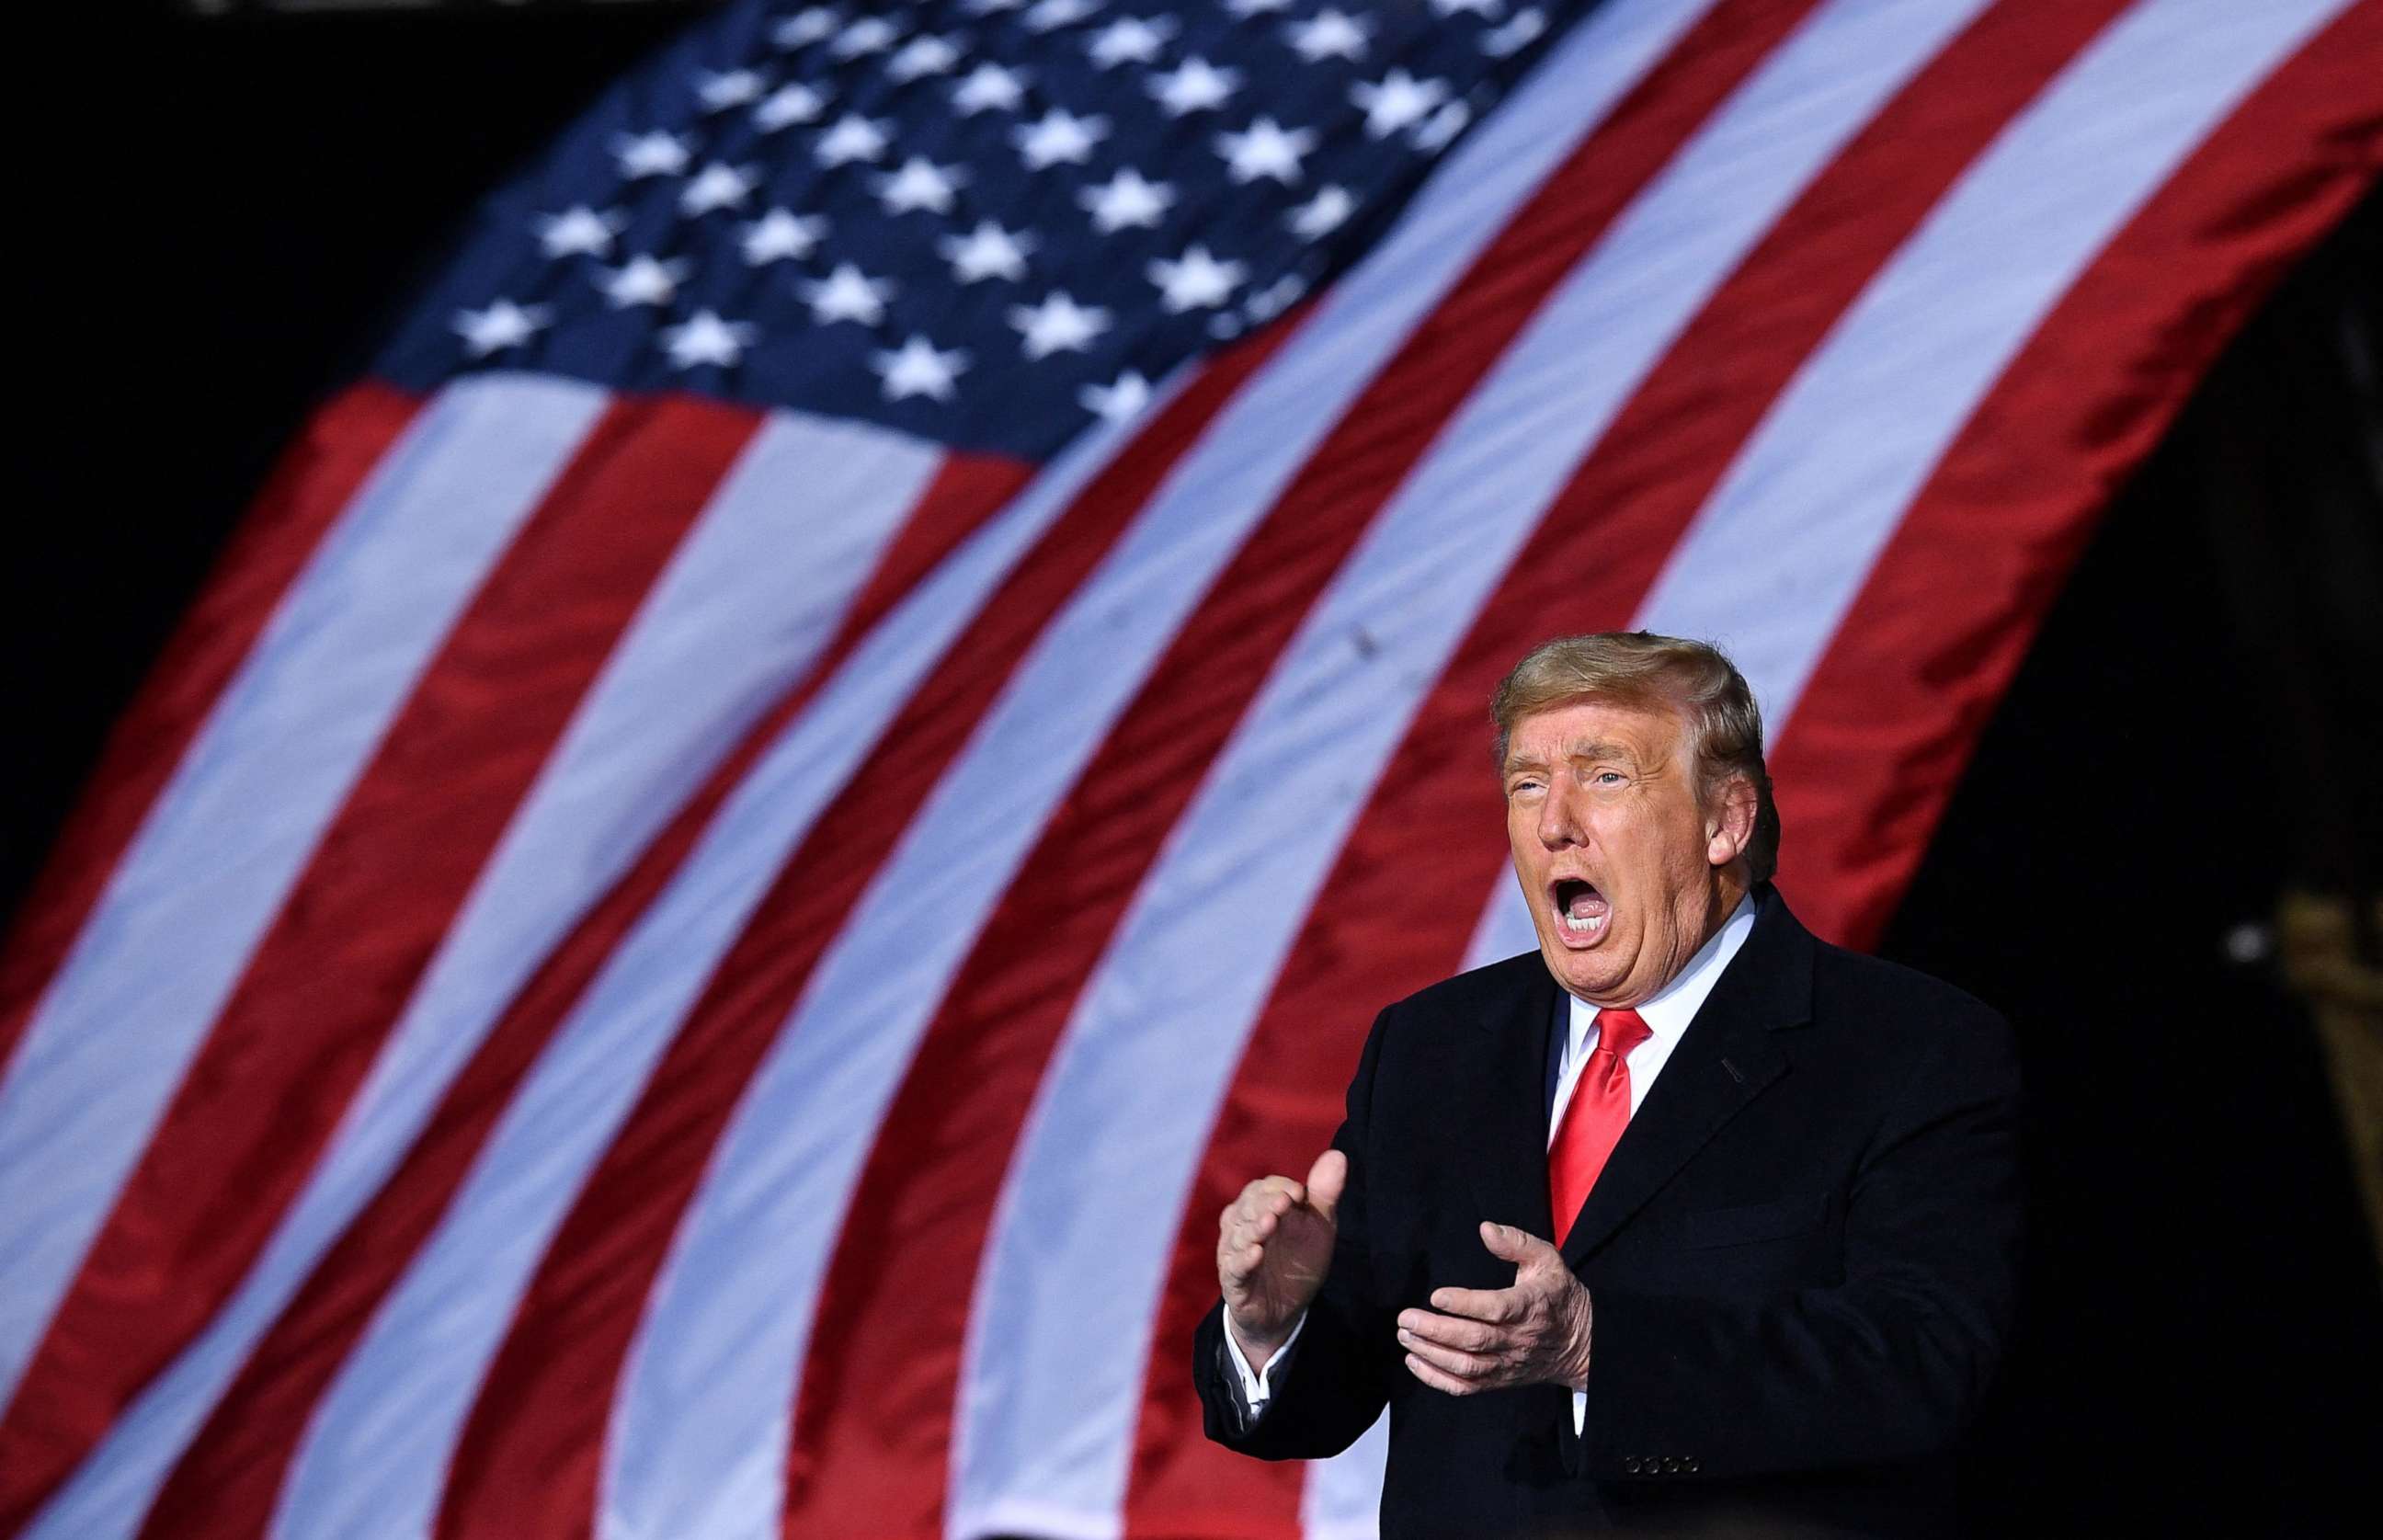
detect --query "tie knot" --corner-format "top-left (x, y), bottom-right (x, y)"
top-left (1593, 1007), bottom-right (1651, 1059)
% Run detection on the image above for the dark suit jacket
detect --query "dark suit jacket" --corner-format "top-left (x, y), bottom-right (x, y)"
top-left (1193, 887), bottom-right (2021, 1538)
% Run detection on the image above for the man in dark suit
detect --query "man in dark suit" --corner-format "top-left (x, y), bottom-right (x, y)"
top-left (1193, 633), bottom-right (2021, 1537)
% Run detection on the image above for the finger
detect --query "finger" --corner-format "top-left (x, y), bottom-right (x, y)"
top-left (1403, 1350), bottom-right (1484, 1396)
top-left (1234, 1177), bottom-right (1296, 1218)
top-left (1426, 1286), bottom-right (1523, 1324)
top-left (1397, 1309), bottom-right (1498, 1352)
top-left (1478, 1220), bottom-right (1557, 1264)
top-left (1391, 1344), bottom-right (1487, 1401)
top-left (1305, 1148), bottom-right (1348, 1219)
top-left (1397, 1325), bottom-right (1499, 1381)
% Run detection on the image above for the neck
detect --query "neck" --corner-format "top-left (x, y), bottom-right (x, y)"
top-left (1705, 869), bottom-right (1752, 944)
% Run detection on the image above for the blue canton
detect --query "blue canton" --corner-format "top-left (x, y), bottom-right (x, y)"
top-left (381, 0), bottom-right (1602, 461)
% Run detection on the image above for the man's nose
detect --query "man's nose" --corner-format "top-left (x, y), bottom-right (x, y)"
top-left (1536, 785), bottom-right (1585, 849)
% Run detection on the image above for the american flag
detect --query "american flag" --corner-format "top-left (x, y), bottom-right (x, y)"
top-left (1, 1), bottom-right (2376, 1536)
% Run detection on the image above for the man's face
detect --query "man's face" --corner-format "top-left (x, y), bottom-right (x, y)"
top-left (1502, 697), bottom-right (1746, 1007)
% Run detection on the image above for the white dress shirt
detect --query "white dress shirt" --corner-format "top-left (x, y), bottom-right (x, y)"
top-left (1226, 895), bottom-right (1760, 1437)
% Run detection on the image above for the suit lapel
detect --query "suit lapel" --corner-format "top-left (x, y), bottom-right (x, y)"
top-left (1556, 888), bottom-right (1815, 1266)
top-left (1465, 958), bottom-right (1560, 1240)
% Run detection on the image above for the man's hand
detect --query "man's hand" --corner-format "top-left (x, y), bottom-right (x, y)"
top-left (1397, 1222), bottom-right (1593, 1396)
top-left (1218, 1148), bottom-right (1346, 1371)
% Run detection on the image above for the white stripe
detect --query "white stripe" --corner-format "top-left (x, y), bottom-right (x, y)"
top-left (0, 374), bottom-right (605, 1409)
top-left (589, 5), bottom-right (1722, 1529)
top-left (1300, 1414), bottom-right (1389, 1540)
top-left (257, 395), bottom-right (1143, 1540)
top-left (1472, 0), bottom-right (2350, 966)
top-left (19, 410), bottom-right (937, 1540)
top-left (945, 4), bottom-right (1997, 1534)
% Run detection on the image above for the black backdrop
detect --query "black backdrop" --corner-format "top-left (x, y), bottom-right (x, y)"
top-left (12, 5), bottom-right (2380, 1534)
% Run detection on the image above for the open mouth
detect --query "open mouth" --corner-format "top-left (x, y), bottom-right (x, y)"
top-left (1549, 877), bottom-right (1610, 941)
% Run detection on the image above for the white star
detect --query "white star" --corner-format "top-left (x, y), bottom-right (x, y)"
top-left (598, 254), bottom-right (689, 307)
top-left (831, 17), bottom-right (900, 58)
top-left (952, 62), bottom-right (1030, 115)
top-left (872, 156), bottom-right (967, 216)
top-left (1215, 117), bottom-right (1316, 185)
top-left (803, 262), bottom-right (895, 325)
top-left (1148, 246), bottom-right (1247, 312)
top-left (613, 131), bottom-right (690, 179)
top-left (741, 208), bottom-right (827, 264)
top-left (939, 220), bottom-right (1035, 283)
top-left (1351, 70), bottom-right (1450, 139)
top-left (1013, 108), bottom-right (1109, 170)
top-left (888, 34), bottom-right (963, 81)
top-left (678, 162), bottom-right (758, 215)
top-left (1024, 0), bottom-right (1101, 31)
top-left (1081, 371), bottom-right (1153, 424)
top-left (661, 310), bottom-right (758, 369)
top-left (534, 204), bottom-right (623, 258)
top-left (1286, 9), bottom-right (1370, 63)
top-left (1009, 291), bottom-right (1112, 359)
top-left (453, 299), bottom-right (548, 357)
top-left (1482, 6), bottom-right (1546, 58)
top-left (1088, 16), bottom-right (1173, 68)
top-left (1147, 56), bottom-right (1240, 117)
top-left (773, 8), bottom-right (840, 48)
top-left (1245, 272), bottom-right (1307, 323)
top-left (1415, 100), bottom-right (1471, 152)
top-left (754, 82), bottom-right (828, 131)
top-left (815, 113), bottom-right (893, 167)
top-left (1079, 370), bottom-right (1152, 423)
top-left (696, 69), bottom-right (764, 111)
top-left (1287, 184), bottom-right (1355, 240)
top-left (872, 336), bottom-right (970, 402)
top-left (1225, 0), bottom-right (1292, 16)
top-left (1431, 0), bottom-right (1504, 17)
top-left (1079, 167), bottom-right (1174, 234)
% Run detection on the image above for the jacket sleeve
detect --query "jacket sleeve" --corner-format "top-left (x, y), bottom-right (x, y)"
top-left (1193, 1002), bottom-right (1400, 1461)
top-left (1570, 1007), bottom-right (2023, 1480)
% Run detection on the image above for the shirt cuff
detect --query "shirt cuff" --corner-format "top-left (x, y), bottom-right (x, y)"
top-left (1222, 1309), bottom-right (1307, 1411)
top-left (1572, 1386), bottom-right (1585, 1436)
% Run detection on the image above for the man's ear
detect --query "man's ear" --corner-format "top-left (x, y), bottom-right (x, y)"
top-left (1705, 773), bottom-right (1759, 868)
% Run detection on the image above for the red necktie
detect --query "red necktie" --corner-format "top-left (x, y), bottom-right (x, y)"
top-left (1548, 1008), bottom-right (1651, 1246)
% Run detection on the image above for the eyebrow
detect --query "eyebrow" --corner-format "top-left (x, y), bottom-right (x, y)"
top-left (1502, 739), bottom-right (1641, 776)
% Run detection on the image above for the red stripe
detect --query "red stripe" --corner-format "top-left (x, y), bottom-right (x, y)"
top-left (0, 383), bottom-right (418, 1081)
top-left (777, 5), bottom-right (1846, 1534)
top-left (0, 392), bottom-right (759, 1533)
top-left (1112, 1), bottom-right (2143, 1529)
top-left (1768, 1), bottom-right (2383, 951)
top-left (421, 340), bottom-right (1285, 1540)
top-left (128, 444), bottom-right (1027, 1540)
top-left (835, 454), bottom-right (1038, 663)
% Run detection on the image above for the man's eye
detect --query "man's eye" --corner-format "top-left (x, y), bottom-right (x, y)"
top-left (1592, 770), bottom-right (1625, 786)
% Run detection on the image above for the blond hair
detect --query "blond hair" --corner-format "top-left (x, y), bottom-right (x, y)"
top-left (1489, 632), bottom-right (1781, 884)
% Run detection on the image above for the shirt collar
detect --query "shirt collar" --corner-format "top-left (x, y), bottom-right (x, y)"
top-left (1567, 891), bottom-right (1759, 1053)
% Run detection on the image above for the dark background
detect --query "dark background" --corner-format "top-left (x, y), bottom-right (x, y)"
top-left (12, 3), bottom-right (2380, 1534)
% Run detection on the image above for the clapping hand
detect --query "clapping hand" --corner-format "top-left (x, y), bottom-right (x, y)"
top-left (1217, 1148), bottom-right (1346, 1371)
top-left (1397, 1222), bottom-right (1594, 1395)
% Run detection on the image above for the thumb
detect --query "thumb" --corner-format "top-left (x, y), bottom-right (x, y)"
top-left (1478, 1221), bottom-right (1555, 1267)
top-left (1304, 1148), bottom-right (1348, 1221)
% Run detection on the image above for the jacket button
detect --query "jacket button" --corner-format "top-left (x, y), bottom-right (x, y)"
top-left (1622, 1455), bottom-right (1641, 1474)
top-left (1662, 1456), bottom-right (1680, 1473)
top-left (1684, 1456), bottom-right (1700, 1474)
